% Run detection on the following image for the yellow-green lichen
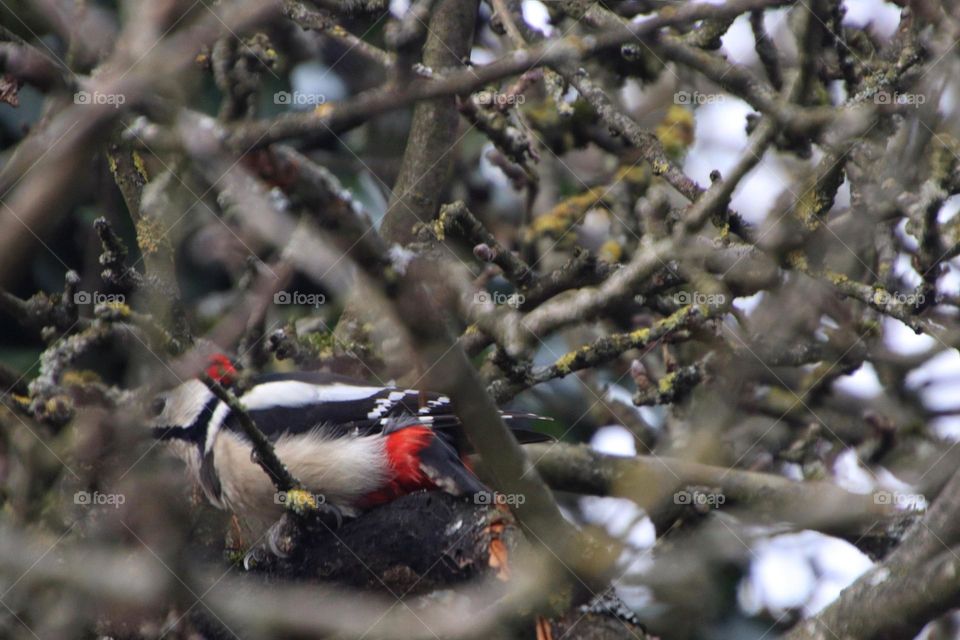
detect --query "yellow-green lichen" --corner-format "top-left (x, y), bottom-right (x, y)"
top-left (135, 217), bottom-right (168, 256)
top-left (528, 190), bottom-right (606, 241)
top-left (283, 488), bottom-right (321, 514)
top-left (101, 301), bottom-right (132, 318)
top-left (432, 210), bottom-right (450, 240)
top-left (652, 159), bottom-right (670, 175)
top-left (793, 166), bottom-right (845, 230)
top-left (553, 346), bottom-right (589, 374)
top-left (132, 150), bottom-right (149, 182)
top-left (786, 250), bottom-right (808, 270)
top-left (599, 239), bottom-right (622, 263)
top-left (62, 370), bottom-right (102, 386)
top-left (765, 387), bottom-right (804, 414)
top-left (302, 332), bottom-right (339, 358)
top-left (658, 371), bottom-right (678, 394)
top-left (824, 270), bottom-right (850, 287)
top-left (655, 105), bottom-right (695, 159)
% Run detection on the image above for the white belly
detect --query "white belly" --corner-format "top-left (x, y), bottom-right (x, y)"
top-left (211, 430), bottom-right (390, 534)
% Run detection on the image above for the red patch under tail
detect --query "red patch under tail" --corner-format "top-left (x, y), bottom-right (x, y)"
top-left (360, 426), bottom-right (437, 507)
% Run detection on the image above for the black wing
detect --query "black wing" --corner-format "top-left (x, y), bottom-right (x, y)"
top-left (222, 371), bottom-right (553, 446)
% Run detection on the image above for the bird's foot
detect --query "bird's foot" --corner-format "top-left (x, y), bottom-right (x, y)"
top-left (241, 502), bottom-right (346, 570)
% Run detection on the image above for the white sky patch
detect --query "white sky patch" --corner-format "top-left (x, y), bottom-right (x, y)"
top-left (521, 1), bottom-right (553, 37)
top-left (582, 428), bottom-right (655, 578)
top-left (781, 462), bottom-right (804, 481)
top-left (740, 544), bottom-right (816, 612)
top-left (805, 534), bottom-right (874, 613)
top-left (833, 362), bottom-right (882, 398)
top-left (833, 174), bottom-right (851, 209)
top-left (895, 217), bottom-right (920, 251)
top-left (470, 47), bottom-right (495, 65)
top-left (939, 194), bottom-right (960, 223)
top-left (730, 160), bottom-right (792, 224)
top-left (832, 448), bottom-right (875, 494)
top-left (932, 416), bottom-right (960, 440)
top-left (291, 62), bottom-right (347, 106)
top-left (581, 496), bottom-right (655, 547)
top-left (893, 253), bottom-right (923, 287)
top-left (874, 467), bottom-right (928, 511)
top-left (389, 0), bottom-right (410, 18)
top-left (842, 0), bottom-right (901, 39)
top-left (591, 425), bottom-right (638, 457)
top-left (943, 263), bottom-right (960, 295)
top-left (733, 291), bottom-right (765, 314)
top-left (906, 349), bottom-right (960, 411)
top-left (829, 78), bottom-right (850, 105)
top-left (940, 82), bottom-right (960, 119)
top-left (586, 432), bottom-right (655, 540)
top-left (684, 99), bottom-right (793, 224)
top-left (739, 531), bottom-right (873, 616)
top-left (883, 316), bottom-right (936, 355)
top-left (689, 97), bottom-right (753, 151)
top-left (721, 14), bottom-right (759, 66)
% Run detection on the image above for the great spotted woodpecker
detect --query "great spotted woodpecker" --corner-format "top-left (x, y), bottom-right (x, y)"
top-left (150, 356), bottom-right (551, 536)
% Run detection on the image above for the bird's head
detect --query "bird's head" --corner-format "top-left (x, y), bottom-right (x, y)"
top-left (148, 353), bottom-right (239, 446)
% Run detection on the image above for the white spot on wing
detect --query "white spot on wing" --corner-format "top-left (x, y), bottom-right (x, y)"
top-left (242, 380), bottom-right (385, 408)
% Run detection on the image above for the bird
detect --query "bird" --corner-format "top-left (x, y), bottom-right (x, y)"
top-left (150, 355), bottom-right (552, 538)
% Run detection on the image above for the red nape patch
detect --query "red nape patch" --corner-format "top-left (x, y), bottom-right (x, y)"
top-left (206, 354), bottom-right (238, 386)
top-left (360, 426), bottom-right (437, 507)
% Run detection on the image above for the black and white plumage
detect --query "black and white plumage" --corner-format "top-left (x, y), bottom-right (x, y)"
top-left (151, 370), bottom-right (552, 536)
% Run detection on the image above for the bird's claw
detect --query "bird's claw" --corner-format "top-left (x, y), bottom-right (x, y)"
top-left (307, 501), bottom-right (344, 530)
top-left (241, 502), bottom-right (346, 570)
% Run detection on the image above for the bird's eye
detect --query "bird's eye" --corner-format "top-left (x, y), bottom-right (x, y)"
top-left (149, 397), bottom-right (166, 417)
